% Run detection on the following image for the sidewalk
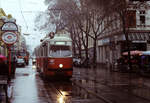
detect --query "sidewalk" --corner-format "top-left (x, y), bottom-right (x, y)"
top-left (73, 65), bottom-right (150, 102)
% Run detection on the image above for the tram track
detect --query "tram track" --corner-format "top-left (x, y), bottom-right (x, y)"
top-left (39, 74), bottom-right (107, 103)
top-left (42, 79), bottom-right (72, 103)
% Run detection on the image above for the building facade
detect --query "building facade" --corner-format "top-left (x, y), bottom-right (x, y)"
top-left (97, 1), bottom-right (150, 65)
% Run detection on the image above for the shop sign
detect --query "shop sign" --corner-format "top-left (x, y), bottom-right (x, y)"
top-left (98, 40), bottom-right (103, 46)
top-left (1, 22), bottom-right (18, 31)
top-left (147, 44), bottom-right (150, 51)
top-left (102, 38), bottom-right (110, 44)
top-left (1, 32), bottom-right (18, 45)
top-left (132, 41), bottom-right (146, 43)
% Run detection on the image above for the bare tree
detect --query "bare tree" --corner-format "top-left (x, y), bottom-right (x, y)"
top-left (70, 23), bottom-right (82, 58)
top-left (47, 0), bottom-right (92, 60)
top-left (91, 0), bottom-right (144, 69)
top-left (77, 0), bottom-right (116, 66)
top-left (46, 0), bottom-right (85, 58)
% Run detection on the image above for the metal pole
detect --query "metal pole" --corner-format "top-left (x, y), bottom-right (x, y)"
top-left (8, 46), bottom-right (11, 80)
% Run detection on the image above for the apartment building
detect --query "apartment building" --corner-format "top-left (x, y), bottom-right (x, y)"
top-left (97, 1), bottom-right (150, 64)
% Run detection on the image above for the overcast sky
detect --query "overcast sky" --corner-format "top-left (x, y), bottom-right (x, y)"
top-left (0, 0), bottom-right (48, 51)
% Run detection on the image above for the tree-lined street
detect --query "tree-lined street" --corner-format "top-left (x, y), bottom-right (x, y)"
top-left (1, 0), bottom-right (150, 103)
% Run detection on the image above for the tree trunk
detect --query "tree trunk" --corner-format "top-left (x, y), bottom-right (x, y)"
top-left (78, 44), bottom-right (82, 59)
top-left (85, 35), bottom-right (89, 60)
top-left (93, 38), bottom-right (97, 67)
top-left (122, 12), bottom-right (132, 72)
top-left (73, 42), bottom-right (76, 56)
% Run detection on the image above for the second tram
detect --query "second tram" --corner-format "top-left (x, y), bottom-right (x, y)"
top-left (17, 50), bottom-right (29, 65)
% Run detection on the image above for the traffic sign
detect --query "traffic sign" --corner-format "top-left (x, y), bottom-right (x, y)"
top-left (1, 22), bottom-right (18, 31)
top-left (1, 32), bottom-right (18, 45)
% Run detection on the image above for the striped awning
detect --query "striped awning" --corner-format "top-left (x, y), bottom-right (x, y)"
top-left (128, 32), bottom-right (150, 41)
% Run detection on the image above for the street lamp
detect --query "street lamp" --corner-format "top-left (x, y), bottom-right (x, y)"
top-left (23, 33), bottom-right (30, 36)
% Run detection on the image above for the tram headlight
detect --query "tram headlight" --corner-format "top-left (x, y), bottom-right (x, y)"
top-left (59, 64), bottom-right (63, 68)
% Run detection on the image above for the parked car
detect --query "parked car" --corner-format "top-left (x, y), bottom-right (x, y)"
top-left (73, 57), bottom-right (81, 67)
top-left (32, 58), bottom-right (36, 65)
top-left (16, 58), bottom-right (26, 67)
top-left (80, 58), bottom-right (91, 68)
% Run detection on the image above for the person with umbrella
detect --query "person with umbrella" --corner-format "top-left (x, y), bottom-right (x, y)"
top-left (0, 54), bottom-right (10, 102)
top-left (0, 54), bottom-right (8, 75)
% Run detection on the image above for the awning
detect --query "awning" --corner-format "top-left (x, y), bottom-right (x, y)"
top-left (122, 50), bottom-right (142, 56)
top-left (128, 32), bottom-right (150, 41)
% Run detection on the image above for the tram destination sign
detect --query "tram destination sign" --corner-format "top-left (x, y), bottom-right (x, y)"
top-left (1, 32), bottom-right (18, 45)
top-left (1, 22), bottom-right (18, 31)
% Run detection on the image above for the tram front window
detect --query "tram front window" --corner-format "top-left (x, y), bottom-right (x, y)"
top-left (49, 45), bottom-right (72, 57)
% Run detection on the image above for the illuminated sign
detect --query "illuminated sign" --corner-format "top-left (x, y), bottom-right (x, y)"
top-left (1, 22), bottom-right (18, 31)
top-left (2, 32), bottom-right (18, 45)
top-left (55, 41), bottom-right (65, 45)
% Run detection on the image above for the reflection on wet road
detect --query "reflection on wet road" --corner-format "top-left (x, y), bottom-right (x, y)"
top-left (9, 62), bottom-right (103, 103)
top-left (12, 65), bottom-right (39, 103)
top-left (7, 62), bottom-right (150, 103)
top-left (72, 67), bottom-right (150, 103)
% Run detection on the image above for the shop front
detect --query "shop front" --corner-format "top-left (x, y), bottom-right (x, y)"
top-left (97, 32), bottom-right (150, 64)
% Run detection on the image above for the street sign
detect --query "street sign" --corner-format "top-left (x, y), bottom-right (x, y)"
top-left (1, 32), bottom-right (18, 45)
top-left (1, 22), bottom-right (18, 31)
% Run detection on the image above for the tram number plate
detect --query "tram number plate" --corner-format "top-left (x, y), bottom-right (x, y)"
top-left (56, 70), bottom-right (63, 75)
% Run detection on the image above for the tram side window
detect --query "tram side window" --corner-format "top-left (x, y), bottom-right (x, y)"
top-left (44, 46), bottom-right (48, 57)
top-left (41, 48), bottom-right (43, 57)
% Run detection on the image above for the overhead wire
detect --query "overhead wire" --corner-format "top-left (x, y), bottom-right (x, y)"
top-left (18, 0), bottom-right (28, 31)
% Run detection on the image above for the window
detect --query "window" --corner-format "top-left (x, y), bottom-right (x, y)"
top-left (140, 11), bottom-right (145, 15)
top-left (126, 10), bottom-right (136, 28)
top-left (139, 10), bottom-right (146, 25)
top-left (140, 15), bottom-right (145, 24)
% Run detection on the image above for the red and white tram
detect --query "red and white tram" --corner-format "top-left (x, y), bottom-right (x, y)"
top-left (34, 33), bottom-right (73, 78)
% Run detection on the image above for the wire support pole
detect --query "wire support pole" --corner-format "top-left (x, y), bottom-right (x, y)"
top-left (8, 46), bottom-right (11, 81)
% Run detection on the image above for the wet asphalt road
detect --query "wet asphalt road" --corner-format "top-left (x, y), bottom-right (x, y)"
top-left (1, 60), bottom-right (150, 103)
top-left (6, 61), bottom-right (104, 103)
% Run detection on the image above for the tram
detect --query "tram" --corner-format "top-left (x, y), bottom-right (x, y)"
top-left (35, 32), bottom-right (73, 78)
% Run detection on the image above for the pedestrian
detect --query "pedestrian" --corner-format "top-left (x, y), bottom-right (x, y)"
top-left (106, 59), bottom-right (109, 68)
top-left (0, 58), bottom-right (8, 76)
top-left (7, 81), bottom-right (13, 99)
top-left (11, 55), bottom-right (17, 77)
